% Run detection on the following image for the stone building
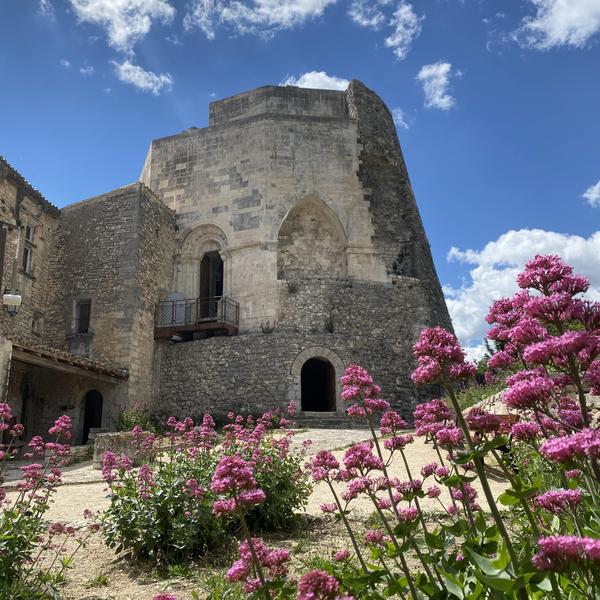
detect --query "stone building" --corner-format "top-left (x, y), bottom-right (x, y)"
top-left (0, 80), bottom-right (451, 443)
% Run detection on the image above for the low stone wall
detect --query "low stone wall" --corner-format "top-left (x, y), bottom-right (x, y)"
top-left (92, 431), bottom-right (137, 469)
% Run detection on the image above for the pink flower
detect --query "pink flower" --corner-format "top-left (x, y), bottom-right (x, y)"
top-left (333, 549), bottom-right (350, 561)
top-left (48, 415), bottom-right (72, 440)
top-left (364, 529), bottom-right (384, 545)
top-left (517, 255), bottom-right (577, 293)
top-left (414, 399), bottom-right (453, 438)
top-left (297, 570), bottom-right (342, 600)
top-left (383, 434), bottom-right (413, 451)
top-left (320, 502), bottom-right (337, 514)
top-left (420, 462), bottom-right (438, 478)
top-left (532, 536), bottom-right (600, 571)
top-left (343, 442), bottom-right (383, 472)
top-left (511, 422), bottom-right (541, 442)
top-left (379, 411), bottom-right (407, 435)
top-left (426, 485), bottom-right (441, 498)
top-left (534, 489), bottom-right (583, 514)
top-left (435, 427), bottom-right (464, 448)
top-left (309, 450), bottom-right (339, 482)
top-left (503, 370), bottom-right (554, 410)
top-left (152, 595), bottom-right (178, 600)
top-left (466, 407), bottom-right (500, 434)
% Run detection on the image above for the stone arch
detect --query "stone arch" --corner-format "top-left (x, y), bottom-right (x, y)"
top-left (289, 346), bottom-right (345, 413)
top-left (175, 223), bottom-right (229, 299)
top-left (277, 196), bottom-right (347, 280)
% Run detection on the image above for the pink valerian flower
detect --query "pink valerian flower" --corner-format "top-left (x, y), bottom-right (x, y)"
top-left (516, 255), bottom-right (580, 295)
top-left (414, 399), bottom-right (453, 438)
top-left (532, 536), bottom-right (600, 572)
top-left (297, 570), bottom-right (352, 600)
top-left (534, 489), bottom-right (583, 514)
top-left (9, 423), bottom-right (24, 437)
top-left (152, 595), bottom-right (179, 600)
top-left (309, 450), bottom-right (339, 482)
top-left (426, 485), bottom-right (441, 498)
top-left (450, 483), bottom-right (480, 511)
top-left (540, 428), bottom-right (600, 464)
top-left (341, 477), bottom-right (371, 502)
top-left (343, 442), bottom-right (383, 472)
top-left (411, 327), bottom-right (476, 386)
top-left (320, 502), bottom-right (337, 514)
top-left (466, 407), bottom-right (501, 434)
top-left (383, 434), bottom-right (414, 451)
top-left (137, 464), bottom-right (156, 499)
top-left (566, 469), bottom-right (582, 479)
top-left (507, 316), bottom-right (549, 346)
top-left (364, 529), bottom-right (384, 546)
top-left (511, 422), bottom-right (541, 442)
top-left (183, 478), bottom-right (205, 499)
top-left (586, 360), bottom-right (600, 396)
top-left (48, 415), bottom-right (72, 440)
top-left (341, 365), bottom-right (390, 417)
top-left (379, 411), bottom-right (408, 435)
top-left (333, 549), bottom-right (350, 561)
top-left (101, 451), bottom-right (119, 482)
top-left (486, 291), bottom-right (530, 328)
top-left (503, 370), bottom-right (554, 410)
top-left (227, 538), bottom-right (290, 592)
top-left (398, 507), bottom-right (419, 522)
top-left (28, 436), bottom-right (45, 456)
top-left (0, 402), bottom-right (11, 422)
top-left (557, 397), bottom-right (584, 429)
top-left (211, 454), bottom-right (266, 516)
top-left (524, 331), bottom-right (600, 368)
top-left (435, 427), bottom-right (464, 448)
top-left (487, 349), bottom-right (516, 371)
top-left (420, 462), bottom-right (439, 478)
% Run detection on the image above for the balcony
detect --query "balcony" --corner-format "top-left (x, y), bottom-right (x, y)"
top-left (154, 296), bottom-right (239, 341)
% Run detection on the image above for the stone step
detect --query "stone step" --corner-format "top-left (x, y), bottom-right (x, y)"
top-left (294, 412), bottom-right (368, 430)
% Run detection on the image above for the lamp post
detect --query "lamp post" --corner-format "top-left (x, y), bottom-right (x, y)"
top-left (2, 289), bottom-right (22, 317)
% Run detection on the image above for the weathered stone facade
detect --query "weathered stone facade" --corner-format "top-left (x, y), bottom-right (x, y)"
top-left (0, 80), bottom-right (452, 440)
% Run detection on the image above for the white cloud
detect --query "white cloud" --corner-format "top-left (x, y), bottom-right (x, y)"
top-left (444, 229), bottom-right (600, 355)
top-left (60, 58), bottom-right (71, 68)
top-left (184, 0), bottom-right (336, 38)
top-left (416, 61), bottom-right (455, 110)
top-left (280, 71), bottom-right (349, 90)
top-left (112, 60), bottom-right (173, 95)
top-left (515, 0), bottom-right (600, 49)
top-left (391, 107), bottom-right (409, 129)
top-left (583, 179), bottom-right (600, 208)
top-left (165, 33), bottom-right (182, 45)
top-left (79, 65), bottom-right (95, 76)
top-left (384, 2), bottom-right (423, 59)
top-left (38, 0), bottom-right (55, 17)
top-left (69, 0), bottom-right (176, 53)
top-left (348, 0), bottom-right (386, 29)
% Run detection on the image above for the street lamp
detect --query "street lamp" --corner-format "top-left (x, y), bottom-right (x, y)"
top-left (2, 289), bottom-right (22, 317)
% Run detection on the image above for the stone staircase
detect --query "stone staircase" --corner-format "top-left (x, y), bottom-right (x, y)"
top-left (294, 412), bottom-right (369, 430)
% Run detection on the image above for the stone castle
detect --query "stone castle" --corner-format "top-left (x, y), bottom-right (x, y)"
top-left (0, 80), bottom-right (451, 444)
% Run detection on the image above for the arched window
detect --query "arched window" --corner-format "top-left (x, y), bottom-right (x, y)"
top-left (301, 357), bottom-right (336, 412)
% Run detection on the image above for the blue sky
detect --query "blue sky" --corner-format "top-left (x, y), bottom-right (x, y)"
top-left (1, 0), bottom-right (599, 355)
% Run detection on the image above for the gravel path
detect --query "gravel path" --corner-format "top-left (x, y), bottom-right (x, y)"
top-left (4, 428), bottom-right (508, 522)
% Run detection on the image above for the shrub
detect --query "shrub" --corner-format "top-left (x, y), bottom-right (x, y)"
top-left (0, 410), bottom-right (96, 599)
top-left (116, 409), bottom-right (156, 433)
top-left (101, 406), bottom-right (310, 565)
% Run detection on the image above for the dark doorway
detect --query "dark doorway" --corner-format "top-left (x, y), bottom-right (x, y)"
top-left (199, 251), bottom-right (224, 319)
top-left (301, 358), bottom-right (336, 412)
top-left (82, 390), bottom-right (103, 445)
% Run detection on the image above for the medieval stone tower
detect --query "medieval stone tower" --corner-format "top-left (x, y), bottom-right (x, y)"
top-left (140, 80), bottom-right (452, 422)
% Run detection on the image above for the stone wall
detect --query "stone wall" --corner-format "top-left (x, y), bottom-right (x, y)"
top-left (45, 183), bottom-right (176, 412)
top-left (159, 278), bottom-right (439, 423)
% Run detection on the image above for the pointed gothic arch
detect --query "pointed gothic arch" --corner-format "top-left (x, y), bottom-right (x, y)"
top-left (277, 196), bottom-right (347, 280)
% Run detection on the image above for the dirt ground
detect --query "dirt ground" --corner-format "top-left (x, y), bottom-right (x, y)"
top-left (3, 429), bottom-right (510, 599)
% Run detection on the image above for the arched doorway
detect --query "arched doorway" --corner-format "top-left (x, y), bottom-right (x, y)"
top-left (301, 358), bottom-right (336, 412)
top-left (199, 251), bottom-right (224, 319)
top-left (82, 390), bottom-right (103, 445)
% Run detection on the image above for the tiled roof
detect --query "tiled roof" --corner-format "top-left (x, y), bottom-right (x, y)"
top-left (0, 155), bottom-right (60, 215)
top-left (10, 335), bottom-right (129, 379)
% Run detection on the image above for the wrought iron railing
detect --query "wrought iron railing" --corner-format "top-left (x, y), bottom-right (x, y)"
top-left (155, 296), bottom-right (239, 329)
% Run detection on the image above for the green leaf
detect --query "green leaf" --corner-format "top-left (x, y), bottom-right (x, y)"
top-left (498, 492), bottom-right (520, 506)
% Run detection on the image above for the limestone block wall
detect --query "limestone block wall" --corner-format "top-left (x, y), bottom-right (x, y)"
top-left (0, 165), bottom-right (60, 343)
top-left (140, 85), bottom-right (388, 332)
top-left (45, 184), bottom-right (176, 412)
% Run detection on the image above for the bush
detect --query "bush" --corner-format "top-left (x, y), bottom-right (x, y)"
top-left (0, 411), bottom-right (96, 599)
top-left (101, 406), bottom-right (310, 565)
top-left (116, 409), bottom-right (156, 433)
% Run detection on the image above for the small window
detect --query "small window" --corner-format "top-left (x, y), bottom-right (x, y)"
top-left (22, 246), bottom-right (32, 274)
top-left (25, 225), bottom-right (34, 242)
top-left (75, 299), bottom-right (91, 334)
